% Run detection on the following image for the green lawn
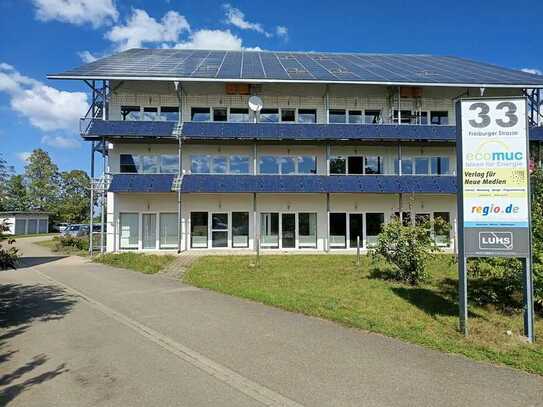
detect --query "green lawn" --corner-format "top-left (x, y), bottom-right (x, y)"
top-left (93, 252), bottom-right (175, 274)
top-left (34, 237), bottom-right (88, 256)
top-left (185, 254), bottom-right (543, 375)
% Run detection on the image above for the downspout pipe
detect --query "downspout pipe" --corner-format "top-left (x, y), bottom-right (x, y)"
top-left (174, 81), bottom-right (183, 253)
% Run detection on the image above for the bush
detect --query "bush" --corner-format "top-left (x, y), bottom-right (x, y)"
top-left (0, 221), bottom-right (19, 270)
top-left (54, 235), bottom-right (89, 252)
top-left (370, 217), bottom-right (441, 285)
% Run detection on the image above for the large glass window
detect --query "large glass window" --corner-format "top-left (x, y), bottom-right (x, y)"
top-left (143, 107), bottom-right (159, 121)
top-left (298, 213), bottom-right (317, 248)
top-left (348, 110), bottom-right (363, 124)
top-left (366, 213), bottom-right (384, 247)
top-left (260, 108), bottom-right (279, 123)
top-left (259, 156), bottom-right (279, 174)
top-left (232, 212), bottom-right (249, 248)
top-left (330, 213), bottom-right (347, 248)
top-left (120, 213), bottom-right (139, 249)
top-left (298, 156), bottom-right (317, 174)
top-left (281, 213), bottom-right (296, 248)
top-left (213, 108), bottom-right (227, 122)
top-left (142, 213), bottom-right (157, 249)
top-left (281, 109), bottom-right (295, 122)
top-left (414, 157), bottom-right (430, 175)
top-left (393, 110), bottom-right (413, 124)
top-left (160, 155), bottom-right (178, 173)
top-left (120, 154), bottom-right (140, 173)
top-left (365, 156), bottom-right (382, 174)
top-left (229, 156), bottom-right (250, 174)
top-left (434, 212), bottom-right (450, 246)
top-left (298, 109), bottom-right (317, 123)
top-left (211, 156), bottom-right (227, 174)
top-left (212, 213), bottom-right (228, 248)
top-left (160, 106), bottom-right (179, 122)
top-left (280, 157), bottom-right (296, 174)
top-left (191, 212), bottom-right (208, 248)
top-left (431, 111), bottom-right (449, 125)
top-left (191, 107), bottom-right (211, 122)
top-left (159, 213), bottom-right (178, 249)
top-left (230, 108), bottom-right (250, 123)
top-left (348, 156), bottom-right (364, 174)
top-left (364, 110), bottom-right (381, 124)
top-left (191, 155), bottom-right (210, 174)
top-left (260, 213), bottom-right (279, 248)
top-left (330, 157), bottom-right (346, 174)
top-left (121, 106), bottom-right (140, 121)
top-left (329, 109), bottom-right (346, 123)
top-left (430, 157), bottom-right (450, 175)
top-left (142, 155), bottom-right (158, 173)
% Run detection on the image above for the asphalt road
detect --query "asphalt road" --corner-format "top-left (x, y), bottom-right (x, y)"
top-left (0, 236), bottom-right (542, 406)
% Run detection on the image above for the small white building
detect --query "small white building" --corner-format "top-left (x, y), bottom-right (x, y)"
top-left (0, 212), bottom-right (50, 235)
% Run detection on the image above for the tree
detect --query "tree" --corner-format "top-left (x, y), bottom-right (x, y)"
top-left (0, 154), bottom-right (14, 211)
top-left (530, 168), bottom-right (543, 307)
top-left (24, 149), bottom-right (59, 211)
top-left (2, 175), bottom-right (30, 211)
top-left (56, 170), bottom-right (91, 224)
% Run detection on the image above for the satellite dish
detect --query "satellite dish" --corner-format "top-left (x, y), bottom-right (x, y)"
top-left (248, 96), bottom-right (263, 112)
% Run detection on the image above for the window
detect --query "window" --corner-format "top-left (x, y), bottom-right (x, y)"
top-left (330, 157), bottom-right (346, 174)
top-left (211, 156), bottom-right (227, 174)
top-left (366, 213), bottom-right (384, 246)
top-left (365, 156), bottom-right (382, 174)
top-left (213, 108), bottom-right (227, 122)
top-left (393, 110), bottom-right (413, 124)
top-left (298, 156), bottom-right (317, 174)
top-left (364, 110), bottom-right (381, 124)
top-left (143, 107), bottom-right (159, 121)
top-left (430, 156), bottom-right (450, 175)
top-left (434, 212), bottom-right (450, 246)
top-left (414, 111), bottom-right (428, 125)
top-left (415, 213), bottom-right (431, 237)
top-left (329, 109), bottom-right (346, 124)
top-left (142, 213), bottom-right (157, 249)
top-left (160, 106), bottom-right (179, 122)
top-left (121, 106), bottom-right (140, 121)
top-left (280, 157), bottom-right (296, 174)
top-left (394, 211), bottom-right (412, 226)
top-left (348, 156), bottom-right (364, 174)
top-left (120, 213), bottom-right (139, 249)
top-left (191, 107), bottom-right (211, 122)
top-left (414, 157), bottom-right (429, 175)
top-left (229, 156), bottom-right (250, 174)
top-left (191, 212), bottom-right (208, 248)
top-left (431, 111), bottom-right (449, 125)
top-left (159, 213), bottom-right (177, 249)
top-left (348, 110), bottom-right (363, 124)
top-left (330, 213), bottom-right (347, 248)
top-left (298, 213), bottom-right (317, 248)
top-left (260, 213), bottom-right (279, 247)
top-left (281, 109), bottom-right (295, 122)
top-left (298, 109), bottom-right (317, 123)
top-left (232, 212), bottom-right (249, 248)
top-left (260, 156), bottom-right (279, 174)
top-left (212, 213), bottom-right (228, 248)
top-left (142, 155), bottom-right (158, 173)
top-left (160, 155), bottom-right (178, 173)
top-left (349, 214), bottom-right (363, 248)
top-left (260, 108), bottom-right (279, 123)
top-left (120, 154), bottom-right (140, 173)
top-left (191, 155), bottom-right (210, 174)
top-left (230, 108), bottom-right (250, 122)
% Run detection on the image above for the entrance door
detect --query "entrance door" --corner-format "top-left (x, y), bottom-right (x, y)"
top-left (281, 213), bottom-right (296, 248)
top-left (142, 214), bottom-right (157, 249)
top-left (349, 214), bottom-right (363, 248)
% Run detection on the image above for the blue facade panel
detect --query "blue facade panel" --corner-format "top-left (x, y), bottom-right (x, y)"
top-left (109, 174), bottom-right (176, 192)
top-left (86, 120), bottom-right (175, 139)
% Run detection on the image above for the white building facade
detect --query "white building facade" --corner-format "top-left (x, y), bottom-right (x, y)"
top-left (49, 49), bottom-right (543, 253)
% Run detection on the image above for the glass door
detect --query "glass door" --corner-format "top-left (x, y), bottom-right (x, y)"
top-left (260, 213), bottom-right (279, 248)
top-left (281, 213), bottom-right (296, 248)
top-left (191, 212), bottom-right (208, 248)
top-left (349, 214), bottom-right (363, 249)
top-left (211, 213), bottom-right (228, 248)
top-left (329, 213), bottom-right (347, 248)
top-left (142, 214), bottom-right (157, 249)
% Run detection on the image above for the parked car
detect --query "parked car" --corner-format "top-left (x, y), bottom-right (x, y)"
top-left (62, 224), bottom-right (89, 237)
top-left (54, 223), bottom-right (69, 232)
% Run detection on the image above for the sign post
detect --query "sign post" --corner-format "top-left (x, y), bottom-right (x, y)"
top-left (456, 97), bottom-right (534, 342)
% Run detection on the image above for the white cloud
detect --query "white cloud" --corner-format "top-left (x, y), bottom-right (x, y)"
top-left (276, 26), bottom-right (288, 39)
top-left (16, 152), bottom-right (32, 163)
top-left (41, 135), bottom-right (80, 149)
top-left (521, 68), bottom-right (542, 76)
top-left (172, 29), bottom-right (243, 50)
top-left (32, 0), bottom-right (118, 28)
top-left (223, 4), bottom-right (270, 37)
top-left (78, 50), bottom-right (99, 63)
top-left (0, 63), bottom-right (89, 135)
top-left (106, 9), bottom-right (190, 51)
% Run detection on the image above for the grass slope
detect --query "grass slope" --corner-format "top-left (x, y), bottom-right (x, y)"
top-left (94, 252), bottom-right (175, 274)
top-left (185, 254), bottom-right (543, 375)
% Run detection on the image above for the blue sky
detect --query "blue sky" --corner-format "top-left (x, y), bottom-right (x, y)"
top-left (1, 0), bottom-right (542, 175)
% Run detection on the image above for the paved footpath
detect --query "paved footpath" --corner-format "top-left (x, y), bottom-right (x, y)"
top-left (1, 237), bottom-right (542, 406)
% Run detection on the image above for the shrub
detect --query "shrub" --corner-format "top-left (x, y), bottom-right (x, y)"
top-left (371, 217), bottom-right (441, 285)
top-left (0, 221), bottom-right (19, 270)
top-left (54, 235), bottom-right (89, 252)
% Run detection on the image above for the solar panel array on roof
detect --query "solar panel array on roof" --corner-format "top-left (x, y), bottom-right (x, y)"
top-left (49, 49), bottom-right (543, 87)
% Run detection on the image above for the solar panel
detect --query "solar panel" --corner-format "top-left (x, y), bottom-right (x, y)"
top-left (49, 49), bottom-right (543, 87)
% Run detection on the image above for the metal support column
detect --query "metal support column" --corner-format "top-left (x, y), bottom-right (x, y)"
top-left (397, 86), bottom-right (401, 124)
top-left (523, 257), bottom-right (535, 342)
top-left (89, 141), bottom-right (95, 255)
top-left (397, 142), bottom-right (402, 223)
top-left (174, 81), bottom-right (183, 253)
top-left (100, 137), bottom-right (106, 253)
